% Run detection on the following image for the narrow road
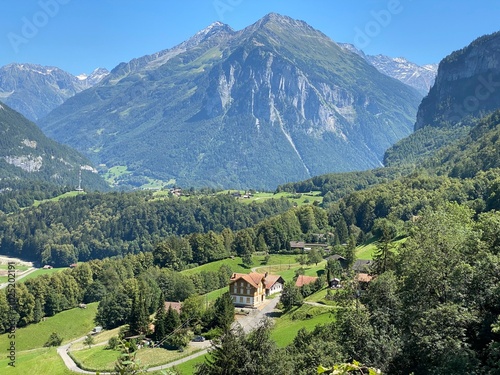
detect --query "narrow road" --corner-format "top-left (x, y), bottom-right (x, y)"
top-left (234, 295), bottom-right (281, 333)
top-left (57, 336), bottom-right (105, 374)
top-left (57, 295), bottom-right (281, 373)
top-left (0, 267), bottom-right (38, 289)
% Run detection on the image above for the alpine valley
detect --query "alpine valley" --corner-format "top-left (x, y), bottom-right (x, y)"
top-left (38, 13), bottom-right (422, 190)
top-left (3, 8), bottom-right (500, 375)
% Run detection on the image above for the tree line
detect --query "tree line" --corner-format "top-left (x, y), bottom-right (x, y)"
top-left (0, 250), bottom-right (234, 334)
top-left (0, 192), bottom-right (292, 266)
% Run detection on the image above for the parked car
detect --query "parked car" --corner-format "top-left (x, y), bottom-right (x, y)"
top-left (192, 335), bottom-right (205, 342)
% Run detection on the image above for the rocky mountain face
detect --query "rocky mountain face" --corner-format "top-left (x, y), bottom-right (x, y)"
top-left (0, 64), bottom-right (109, 121)
top-left (39, 13), bottom-right (421, 190)
top-left (339, 43), bottom-right (437, 96)
top-left (384, 31), bottom-right (500, 167)
top-left (0, 102), bottom-right (108, 190)
top-left (415, 31), bottom-right (500, 130)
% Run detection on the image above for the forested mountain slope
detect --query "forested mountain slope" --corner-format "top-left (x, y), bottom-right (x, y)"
top-left (0, 101), bottom-right (108, 192)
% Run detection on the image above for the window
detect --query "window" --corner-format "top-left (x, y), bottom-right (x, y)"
top-left (246, 297), bottom-right (250, 304)
top-left (239, 296), bottom-right (243, 302)
top-left (240, 288), bottom-right (243, 294)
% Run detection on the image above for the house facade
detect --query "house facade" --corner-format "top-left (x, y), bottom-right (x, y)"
top-left (264, 274), bottom-right (285, 296)
top-left (229, 273), bottom-right (266, 308)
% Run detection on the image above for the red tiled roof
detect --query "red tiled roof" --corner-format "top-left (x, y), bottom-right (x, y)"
top-left (295, 275), bottom-right (318, 287)
top-left (230, 272), bottom-right (265, 288)
top-left (264, 274), bottom-right (284, 289)
top-left (356, 273), bottom-right (373, 283)
top-left (164, 301), bottom-right (182, 313)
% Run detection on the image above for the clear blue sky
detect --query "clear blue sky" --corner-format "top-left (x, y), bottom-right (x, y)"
top-left (1, 0), bottom-right (498, 75)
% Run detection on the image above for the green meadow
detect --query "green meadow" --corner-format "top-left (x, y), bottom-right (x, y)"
top-left (0, 303), bottom-right (98, 352)
top-left (270, 303), bottom-right (336, 347)
top-left (0, 347), bottom-right (74, 375)
top-left (19, 267), bottom-right (66, 282)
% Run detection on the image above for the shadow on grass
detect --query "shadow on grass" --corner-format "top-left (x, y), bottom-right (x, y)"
top-left (265, 311), bottom-right (283, 318)
top-left (316, 269), bottom-right (325, 277)
top-left (238, 263), bottom-right (252, 270)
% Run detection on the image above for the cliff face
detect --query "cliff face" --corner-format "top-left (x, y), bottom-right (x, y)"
top-left (415, 31), bottom-right (500, 130)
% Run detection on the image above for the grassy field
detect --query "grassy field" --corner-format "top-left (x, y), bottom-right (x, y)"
top-left (215, 190), bottom-right (323, 206)
top-left (0, 264), bottom-right (31, 283)
top-left (175, 354), bottom-right (209, 374)
top-left (0, 347), bottom-right (74, 375)
top-left (70, 345), bottom-right (119, 372)
top-left (181, 254), bottom-right (300, 276)
top-left (270, 304), bottom-right (336, 347)
top-left (202, 287), bottom-right (227, 303)
top-left (71, 326), bottom-right (122, 351)
top-left (0, 303), bottom-right (98, 352)
top-left (70, 342), bottom-right (206, 372)
top-left (102, 165), bottom-right (131, 185)
top-left (19, 267), bottom-right (66, 282)
top-left (254, 260), bottom-right (326, 283)
top-left (33, 191), bottom-right (85, 207)
top-left (356, 237), bottom-right (407, 260)
top-left (152, 189), bottom-right (323, 206)
top-left (0, 264), bottom-right (30, 272)
top-left (356, 242), bottom-right (378, 260)
top-left (181, 256), bottom-right (251, 276)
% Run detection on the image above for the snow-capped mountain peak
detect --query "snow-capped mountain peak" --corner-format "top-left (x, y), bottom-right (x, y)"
top-left (338, 43), bottom-right (438, 96)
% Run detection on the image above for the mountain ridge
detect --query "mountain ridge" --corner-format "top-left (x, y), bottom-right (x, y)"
top-left (0, 63), bottom-right (109, 121)
top-left (384, 30), bottom-right (500, 167)
top-left (39, 13), bottom-right (421, 190)
top-left (338, 43), bottom-right (437, 95)
top-left (0, 101), bottom-right (108, 190)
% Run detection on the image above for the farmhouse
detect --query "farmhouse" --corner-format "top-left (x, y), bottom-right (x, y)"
top-left (290, 241), bottom-right (329, 252)
top-left (356, 273), bottom-right (374, 289)
top-left (263, 273), bottom-right (285, 296)
top-left (229, 273), bottom-right (266, 307)
top-left (229, 272), bottom-right (285, 307)
top-left (328, 254), bottom-right (348, 269)
top-left (352, 259), bottom-right (372, 273)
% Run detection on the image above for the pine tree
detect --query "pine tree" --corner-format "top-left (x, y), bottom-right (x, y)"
top-left (33, 298), bottom-right (44, 323)
top-left (129, 292), bottom-right (149, 335)
top-left (164, 305), bottom-right (181, 336)
top-left (153, 304), bottom-right (167, 343)
top-left (213, 292), bottom-right (235, 332)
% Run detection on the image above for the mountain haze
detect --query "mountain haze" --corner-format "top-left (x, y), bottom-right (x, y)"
top-left (0, 63), bottom-right (109, 121)
top-left (339, 43), bottom-right (438, 96)
top-left (39, 13), bottom-right (421, 189)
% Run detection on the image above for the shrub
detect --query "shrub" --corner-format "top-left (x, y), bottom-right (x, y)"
top-left (44, 332), bottom-right (63, 347)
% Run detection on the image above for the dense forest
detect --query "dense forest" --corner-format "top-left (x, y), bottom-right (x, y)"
top-left (197, 203), bottom-right (500, 374)
top-left (0, 192), bottom-right (293, 266)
